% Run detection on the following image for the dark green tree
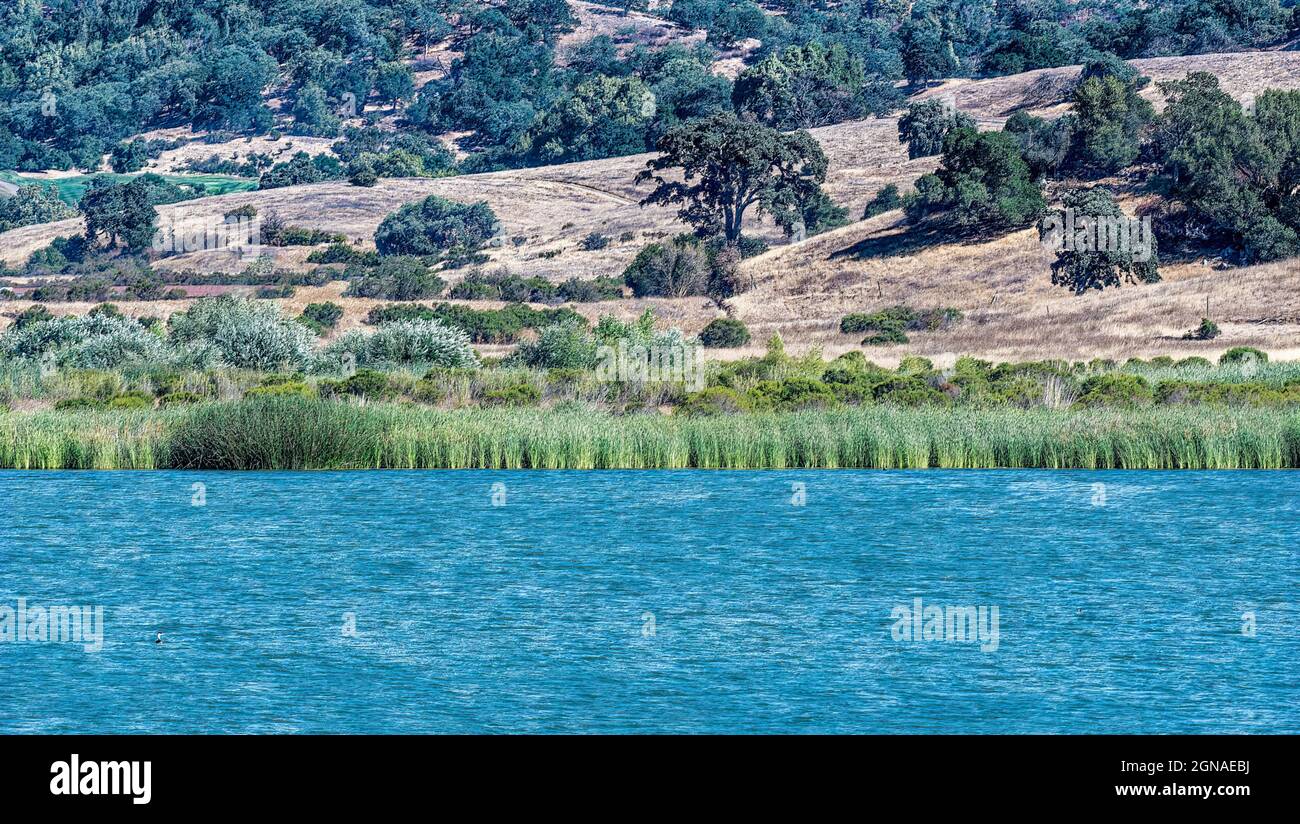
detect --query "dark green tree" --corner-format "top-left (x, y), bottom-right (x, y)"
top-left (900, 13), bottom-right (958, 87)
top-left (80, 177), bottom-right (157, 251)
top-left (1068, 70), bottom-right (1154, 176)
top-left (1004, 111), bottom-right (1077, 180)
top-left (517, 75), bottom-right (657, 164)
top-left (733, 43), bottom-right (901, 129)
top-left (1042, 187), bottom-right (1159, 293)
top-left (374, 196), bottom-right (499, 257)
top-left (905, 127), bottom-right (1046, 234)
top-left (109, 140), bottom-right (150, 173)
top-left (374, 62), bottom-right (415, 110)
top-left (898, 99), bottom-right (977, 159)
top-left (1155, 73), bottom-right (1300, 262)
top-left (636, 113), bottom-right (832, 243)
top-left (0, 184), bottom-right (76, 232)
top-left (290, 84), bottom-right (342, 137)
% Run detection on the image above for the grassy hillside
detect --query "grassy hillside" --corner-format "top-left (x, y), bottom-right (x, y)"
top-left (3, 51), bottom-right (1300, 363)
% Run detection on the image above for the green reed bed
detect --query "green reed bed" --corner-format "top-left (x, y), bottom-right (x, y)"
top-left (0, 409), bottom-right (171, 469)
top-left (2, 398), bottom-right (1299, 470)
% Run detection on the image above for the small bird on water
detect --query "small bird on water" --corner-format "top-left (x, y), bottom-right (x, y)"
top-left (155, 632), bottom-right (163, 644)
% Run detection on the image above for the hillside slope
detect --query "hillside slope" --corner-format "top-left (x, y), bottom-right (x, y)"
top-left (4, 51), bottom-right (1300, 362)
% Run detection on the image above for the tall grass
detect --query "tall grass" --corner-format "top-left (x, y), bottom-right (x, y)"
top-left (3, 398), bottom-right (1300, 470)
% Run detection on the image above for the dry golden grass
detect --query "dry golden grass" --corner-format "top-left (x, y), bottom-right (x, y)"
top-left (731, 215), bottom-right (1300, 366)
top-left (4, 51), bottom-right (1300, 361)
top-left (138, 128), bottom-right (337, 175)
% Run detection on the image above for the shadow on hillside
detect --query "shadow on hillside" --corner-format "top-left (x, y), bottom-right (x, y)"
top-left (829, 223), bottom-right (955, 261)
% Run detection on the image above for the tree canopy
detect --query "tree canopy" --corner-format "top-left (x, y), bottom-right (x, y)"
top-left (636, 113), bottom-right (831, 243)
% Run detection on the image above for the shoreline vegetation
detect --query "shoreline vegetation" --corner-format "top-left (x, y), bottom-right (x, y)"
top-left (3, 299), bottom-right (1299, 470)
top-left (4, 398), bottom-right (1300, 470)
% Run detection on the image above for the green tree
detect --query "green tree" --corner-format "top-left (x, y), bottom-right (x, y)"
top-left (637, 113), bottom-right (832, 243)
top-left (290, 84), bottom-right (342, 137)
top-left (648, 56), bottom-right (732, 133)
top-left (1042, 187), bottom-right (1159, 293)
top-left (733, 43), bottom-right (900, 129)
top-left (258, 152), bottom-right (345, 189)
top-left (80, 177), bottom-right (157, 251)
top-left (519, 75), bottom-right (657, 164)
top-left (374, 196), bottom-right (499, 258)
top-left (1068, 73), bottom-right (1154, 176)
top-left (1004, 111), bottom-right (1076, 180)
top-left (374, 62), bottom-right (415, 110)
top-left (622, 236), bottom-right (713, 297)
top-left (900, 13), bottom-right (958, 87)
top-left (109, 140), bottom-right (150, 173)
top-left (1156, 73), bottom-right (1300, 262)
top-left (905, 127), bottom-right (1046, 234)
top-left (898, 99), bottom-right (977, 159)
top-left (0, 184), bottom-right (76, 232)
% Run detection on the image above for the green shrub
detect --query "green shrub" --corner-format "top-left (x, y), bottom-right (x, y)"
top-left (1175, 356), bottom-right (1213, 369)
top-left (508, 320), bottom-right (599, 370)
top-left (623, 236), bottom-right (711, 298)
top-left (324, 320), bottom-right (479, 369)
top-left (245, 382), bottom-right (316, 400)
top-left (1075, 373), bottom-right (1153, 408)
top-left (374, 195), bottom-right (498, 258)
top-left (841, 306), bottom-right (961, 336)
top-left (13, 305), bottom-right (54, 330)
top-left (863, 184), bottom-right (902, 218)
top-left (1183, 318), bottom-right (1220, 340)
top-left (307, 243), bottom-right (378, 266)
top-left (873, 375), bottom-right (950, 407)
top-left (160, 391), bottom-right (203, 407)
top-left (107, 392), bottom-right (153, 410)
top-left (749, 377), bottom-right (838, 411)
top-left (301, 302), bottom-right (343, 331)
top-left (1220, 347), bottom-right (1268, 365)
top-left (169, 297), bottom-right (315, 371)
top-left (862, 328), bottom-right (909, 346)
top-left (898, 356), bottom-right (935, 374)
top-left (482, 383), bottom-right (541, 407)
top-left (366, 302), bottom-right (584, 345)
top-left (1, 312), bottom-right (165, 369)
top-left (677, 386), bottom-right (751, 416)
top-left (698, 318), bottom-right (751, 348)
top-left (345, 257), bottom-right (446, 300)
top-left (1156, 381), bottom-right (1300, 407)
top-left (54, 397), bottom-right (104, 411)
top-left (328, 369), bottom-right (396, 401)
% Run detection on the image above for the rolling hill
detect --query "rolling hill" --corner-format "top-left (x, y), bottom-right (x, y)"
top-left (3, 50), bottom-right (1300, 363)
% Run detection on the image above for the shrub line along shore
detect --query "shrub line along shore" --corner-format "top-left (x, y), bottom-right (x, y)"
top-left (3, 398), bottom-right (1299, 471)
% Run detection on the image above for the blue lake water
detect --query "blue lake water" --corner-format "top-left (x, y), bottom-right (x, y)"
top-left (0, 470), bottom-right (1297, 734)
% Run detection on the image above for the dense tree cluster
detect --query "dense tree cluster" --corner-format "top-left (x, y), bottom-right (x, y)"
top-left (733, 43), bottom-right (901, 129)
top-left (1156, 73), bottom-right (1300, 263)
top-left (1, 0), bottom-right (1293, 176)
top-left (0, 0), bottom-right (430, 170)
